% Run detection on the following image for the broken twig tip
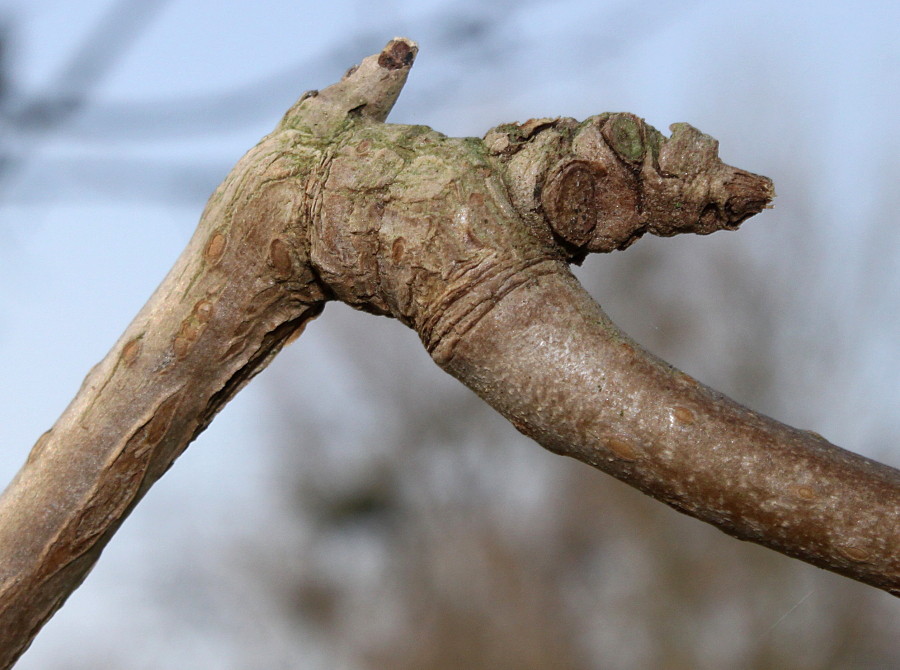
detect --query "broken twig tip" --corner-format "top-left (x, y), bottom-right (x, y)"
top-left (378, 37), bottom-right (418, 70)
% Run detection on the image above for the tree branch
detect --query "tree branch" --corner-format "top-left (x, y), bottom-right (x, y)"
top-left (1, 37), bottom-right (897, 668)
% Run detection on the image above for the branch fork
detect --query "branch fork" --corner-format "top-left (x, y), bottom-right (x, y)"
top-left (0, 37), bottom-right (896, 668)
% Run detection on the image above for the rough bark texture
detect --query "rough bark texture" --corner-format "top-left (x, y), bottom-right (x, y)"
top-left (0, 38), bottom-right (897, 668)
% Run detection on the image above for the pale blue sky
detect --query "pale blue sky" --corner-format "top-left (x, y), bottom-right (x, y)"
top-left (1, 1), bottom-right (899, 667)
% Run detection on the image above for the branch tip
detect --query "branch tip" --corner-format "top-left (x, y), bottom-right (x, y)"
top-left (280, 37), bottom-right (418, 132)
top-left (378, 37), bottom-right (418, 70)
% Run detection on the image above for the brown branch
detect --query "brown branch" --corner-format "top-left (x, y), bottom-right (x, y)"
top-left (0, 37), bottom-right (897, 667)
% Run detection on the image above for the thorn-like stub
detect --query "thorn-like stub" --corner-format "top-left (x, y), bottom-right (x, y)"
top-left (278, 37), bottom-right (420, 133)
top-left (378, 38), bottom-right (418, 70)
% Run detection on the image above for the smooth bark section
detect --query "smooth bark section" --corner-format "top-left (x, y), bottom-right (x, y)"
top-left (438, 271), bottom-right (900, 595)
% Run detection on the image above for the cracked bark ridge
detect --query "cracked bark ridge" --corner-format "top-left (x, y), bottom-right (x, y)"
top-left (0, 36), bottom-right (897, 670)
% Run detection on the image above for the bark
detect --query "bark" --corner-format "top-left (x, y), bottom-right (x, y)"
top-left (0, 38), bottom-right (898, 667)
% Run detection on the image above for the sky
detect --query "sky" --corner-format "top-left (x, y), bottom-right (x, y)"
top-left (1, 0), bottom-right (899, 667)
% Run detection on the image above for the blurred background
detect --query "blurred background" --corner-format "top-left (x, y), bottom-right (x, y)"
top-left (1, 0), bottom-right (899, 668)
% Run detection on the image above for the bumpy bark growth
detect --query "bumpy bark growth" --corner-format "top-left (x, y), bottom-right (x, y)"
top-left (0, 38), bottom-right (897, 668)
